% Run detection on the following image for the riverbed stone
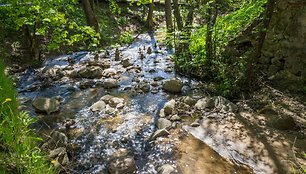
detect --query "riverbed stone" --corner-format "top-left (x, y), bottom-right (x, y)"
top-left (151, 129), bottom-right (170, 140)
top-left (121, 58), bottom-right (133, 68)
top-left (170, 115), bottom-right (181, 121)
top-left (164, 99), bottom-right (176, 115)
top-left (103, 79), bottom-right (118, 89)
top-left (108, 155), bottom-right (136, 174)
top-left (90, 101), bottom-right (106, 112)
top-left (195, 97), bottom-right (215, 110)
top-left (109, 97), bottom-right (124, 108)
top-left (157, 164), bottom-right (175, 174)
top-left (157, 118), bottom-right (172, 129)
top-left (100, 95), bottom-right (113, 104)
top-left (102, 68), bottom-right (117, 78)
top-left (163, 78), bottom-right (183, 93)
top-left (183, 96), bottom-right (197, 106)
top-left (32, 96), bottom-right (60, 114)
top-left (48, 147), bottom-right (66, 159)
top-left (78, 66), bottom-right (103, 79)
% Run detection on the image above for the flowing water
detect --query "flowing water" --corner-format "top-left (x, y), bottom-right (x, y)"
top-left (16, 32), bottom-right (254, 173)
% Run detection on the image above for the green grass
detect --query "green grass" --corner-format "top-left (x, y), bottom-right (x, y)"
top-left (0, 61), bottom-right (54, 174)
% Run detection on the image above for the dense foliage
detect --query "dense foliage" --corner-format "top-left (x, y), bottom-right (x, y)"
top-left (0, 62), bottom-right (54, 173)
top-left (174, 0), bottom-right (267, 97)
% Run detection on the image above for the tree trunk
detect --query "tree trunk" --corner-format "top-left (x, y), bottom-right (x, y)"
top-left (81, 0), bottom-right (100, 32)
top-left (245, 0), bottom-right (276, 88)
top-left (165, 0), bottom-right (173, 32)
top-left (146, 0), bottom-right (154, 30)
top-left (173, 0), bottom-right (183, 31)
top-left (206, 1), bottom-right (217, 64)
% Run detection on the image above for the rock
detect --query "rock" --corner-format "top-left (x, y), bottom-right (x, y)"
top-left (183, 96), bottom-right (197, 106)
top-left (48, 147), bottom-right (66, 159)
top-left (164, 99), bottom-right (176, 115)
top-left (109, 97), bottom-right (124, 108)
top-left (147, 47), bottom-right (152, 54)
top-left (151, 129), bottom-right (170, 140)
top-left (154, 76), bottom-right (164, 81)
top-left (77, 66), bottom-right (103, 79)
top-left (108, 156), bottom-right (136, 174)
top-left (135, 82), bottom-right (150, 93)
top-left (103, 79), bottom-right (118, 89)
top-left (163, 78), bottom-right (183, 93)
top-left (90, 101), bottom-right (106, 112)
top-left (195, 97), bottom-right (215, 110)
top-left (32, 96), bottom-right (60, 114)
top-left (157, 164), bottom-right (175, 174)
top-left (121, 58), bottom-right (133, 68)
top-left (100, 95), bottom-right (113, 104)
top-left (79, 80), bottom-right (95, 89)
top-left (157, 118), bottom-right (172, 129)
top-left (51, 131), bottom-right (68, 147)
top-left (191, 119), bottom-right (200, 127)
top-left (102, 68), bottom-right (117, 78)
top-left (170, 115), bottom-right (181, 121)
top-left (259, 107), bottom-right (278, 116)
top-left (268, 115), bottom-right (296, 130)
top-left (214, 96), bottom-right (238, 112)
top-left (115, 48), bottom-right (121, 61)
top-left (64, 119), bottom-right (76, 128)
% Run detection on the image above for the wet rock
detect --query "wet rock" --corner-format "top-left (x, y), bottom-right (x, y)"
top-left (157, 164), bottom-right (175, 174)
top-left (90, 101), bottom-right (106, 112)
top-left (78, 66), bottom-right (103, 79)
top-left (151, 129), bottom-right (170, 140)
top-left (32, 96), bottom-right (60, 114)
top-left (149, 69), bottom-right (156, 73)
top-left (163, 78), bottom-right (183, 93)
top-left (183, 96), bottom-right (197, 106)
top-left (164, 99), bottom-right (176, 115)
top-left (108, 156), bottom-right (136, 174)
top-left (79, 80), bottom-right (95, 89)
top-left (100, 95), bottom-right (113, 104)
top-left (102, 68), bottom-right (117, 78)
top-left (135, 82), bottom-right (150, 93)
top-left (150, 81), bottom-right (159, 87)
top-left (268, 115), bottom-right (296, 130)
top-left (170, 115), bottom-right (181, 121)
top-left (103, 79), bottom-right (118, 89)
top-left (147, 47), bottom-right (152, 54)
top-left (109, 97), bottom-right (124, 108)
top-left (157, 118), bottom-right (172, 129)
top-left (121, 58), bottom-right (133, 68)
top-left (64, 119), bottom-right (76, 128)
top-left (154, 76), bottom-right (164, 81)
top-left (115, 48), bottom-right (121, 61)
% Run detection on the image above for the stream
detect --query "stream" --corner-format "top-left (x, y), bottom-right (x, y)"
top-left (16, 32), bottom-right (267, 173)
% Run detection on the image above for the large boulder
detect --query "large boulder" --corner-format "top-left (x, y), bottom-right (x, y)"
top-left (32, 96), bottom-right (60, 114)
top-left (162, 78), bottom-right (183, 93)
